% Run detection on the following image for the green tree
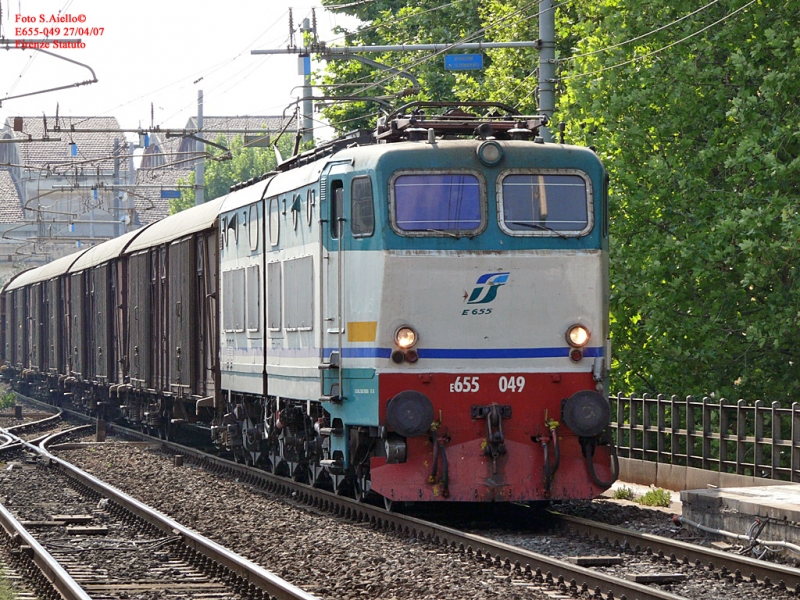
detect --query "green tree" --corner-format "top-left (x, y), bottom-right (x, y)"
top-left (556, 0), bottom-right (800, 401)
top-left (172, 134), bottom-right (296, 213)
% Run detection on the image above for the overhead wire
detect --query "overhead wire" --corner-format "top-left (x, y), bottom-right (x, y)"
top-left (319, 0), bottom-right (545, 99)
top-left (3, 0), bottom-right (75, 98)
top-left (504, 0), bottom-right (724, 107)
top-left (558, 0), bottom-right (758, 82)
top-left (85, 10), bottom-right (293, 128)
top-left (560, 0), bottom-right (721, 64)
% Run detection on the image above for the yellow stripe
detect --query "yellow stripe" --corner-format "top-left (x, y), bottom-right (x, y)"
top-left (347, 321), bottom-right (377, 342)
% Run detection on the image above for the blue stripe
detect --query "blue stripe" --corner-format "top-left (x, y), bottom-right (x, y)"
top-left (313, 346), bottom-right (603, 360)
top-left (418, 346), bottom-right (602, 359)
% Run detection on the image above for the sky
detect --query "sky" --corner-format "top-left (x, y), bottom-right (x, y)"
top-left (0, 0), bottom-right (359, 140)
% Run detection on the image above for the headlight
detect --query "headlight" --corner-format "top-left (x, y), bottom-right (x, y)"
top-left (566, 324), bottom-right (590, 348)
top-left (476, 140), bottom-right (503, 166)
top-left (395, 326), bottom-right (417, 349)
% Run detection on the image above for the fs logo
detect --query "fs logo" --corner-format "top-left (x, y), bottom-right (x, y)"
top-left (465, 272), bottom-right (509, 305)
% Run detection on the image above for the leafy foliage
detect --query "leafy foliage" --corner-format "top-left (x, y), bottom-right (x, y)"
top-left (0, 392), bottom-right (15, 409)
top-left (557, 0), bottom-right (800, 401)
top-left (612, 485), bottom-right (636, 500)
top-left (172, 134), bottom-right (296, 212)
top-left (637, 488), bottom-right (672, 508)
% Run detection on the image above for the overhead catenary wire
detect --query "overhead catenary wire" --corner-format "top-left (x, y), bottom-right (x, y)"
top-left (316, 0), bottom-right (546, 99)
top-left (505, 0), bottom-right (725, 108)
top-left (558, 0), bottom-right (758, 82)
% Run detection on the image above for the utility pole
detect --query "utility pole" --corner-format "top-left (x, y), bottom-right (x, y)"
top-left (195, 90), bottom-right (205, 205)
top-left (113, 138), bottom-right (121, 237)
top-left (300, 18), bottom-right (314, 146)
top-left (538, 0), bottom-right (556, 142)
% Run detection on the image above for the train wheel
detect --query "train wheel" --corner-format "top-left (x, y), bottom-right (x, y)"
top-left (335, 477), bottom-right (355, 497)
top-left (353, 475), bottom-right (371, 503)
top-left (292, 465), bottom-right (310, 484)
top-left (158, 420), bottom-right (169, 441)
top-left (312, 469), bottom-right (334, 492)
top-left (275, 459), bottom-right (291, 478)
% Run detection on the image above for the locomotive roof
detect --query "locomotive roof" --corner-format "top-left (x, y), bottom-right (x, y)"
top-left (4, 248), bottom-right (89, 290)
top-left (69, 227), bottom-right (150, 273)
top-left (219, 175), bottom-right (273, 213)
top-left (126, 196), bottom-right (226, 253)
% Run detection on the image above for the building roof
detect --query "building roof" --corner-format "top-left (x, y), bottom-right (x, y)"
top-left (139, 134), bottom-right (186, 170)
top-left (3, 116), bottom-right (127, 171)
top-left (0, 170), bottom-right (24, 224)
top-left (132, 168), bottom-right (193, 225)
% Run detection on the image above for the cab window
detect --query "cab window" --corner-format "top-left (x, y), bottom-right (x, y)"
top-left (390, 172), bottom-right (484, 235)
top-left (499, 171), bottom-right (592, 236)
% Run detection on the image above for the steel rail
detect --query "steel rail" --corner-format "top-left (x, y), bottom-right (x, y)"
top-left (35, 429), bottom-right (319, 600)
top-left (4, 405), bottom-right (63, 433)
top-left (0, 429), bottom-right (92, 600)
top-left (553, 512), bottom-right (800, 592)
top-left (0, 502), bottom-right (93, 600)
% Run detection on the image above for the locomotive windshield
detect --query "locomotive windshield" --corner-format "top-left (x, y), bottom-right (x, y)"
top-left (390, 172), bottom-right (483, 234)
top-left (499, 172), bottom-right (592, 236)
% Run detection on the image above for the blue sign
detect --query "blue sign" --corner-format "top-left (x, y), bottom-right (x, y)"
top-left (161, 189), bottom-right (181, 199)
top-left (444, 54), bottom-right (483, 71)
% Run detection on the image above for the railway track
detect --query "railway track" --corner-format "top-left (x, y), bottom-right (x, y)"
top-left (0, 425), bottom-right (318, 599)
top-left (551, 512), bottom-right (800, 594)
top-left (11, 392), bottom-right (800, 599)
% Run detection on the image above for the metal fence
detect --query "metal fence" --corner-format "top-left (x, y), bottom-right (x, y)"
top-left (609, 393), bottom-right (800, 483)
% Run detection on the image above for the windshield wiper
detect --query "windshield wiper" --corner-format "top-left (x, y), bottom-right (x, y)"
top-left (510, 221), bottom-right (569, 239)
top-left (426, 229), bottom-right (462, 239)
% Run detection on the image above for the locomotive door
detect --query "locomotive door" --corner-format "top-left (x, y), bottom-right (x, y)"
top-left (320, 161), bottom-right (353, 370)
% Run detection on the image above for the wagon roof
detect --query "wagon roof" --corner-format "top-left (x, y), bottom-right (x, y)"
top-left (68, 227), bottom-right (150, 273)
top-left (4, 248), bottom-right (89, 290)
top-left (125, 196), bottom-right (225, 253)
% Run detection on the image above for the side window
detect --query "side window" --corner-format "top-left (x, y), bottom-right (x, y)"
top-left (160, 248), bottom-right (167, 280)
top-left (268, 197), bottom-right (280, 247)
top-left (351, 176), bottom-right (374, 238)
top-left (248, 203), bottom-right (259, 251)
top-left (330, 180), bottom-right (344, 239)
top-left (222, 269), bottom-right (247, 332)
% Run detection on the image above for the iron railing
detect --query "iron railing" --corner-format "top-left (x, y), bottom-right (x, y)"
top-left (609, 393), bottom-right (800, 483)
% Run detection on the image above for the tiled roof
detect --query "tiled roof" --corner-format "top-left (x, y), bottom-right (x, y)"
top-left (132, 168), bottom-right (193, 225)
top-left (3, 116), bottom-right (128, 171)
top-left (0, 170), bottom-right (24, 224)
top-left (139, 134), bottom-right (186, 169)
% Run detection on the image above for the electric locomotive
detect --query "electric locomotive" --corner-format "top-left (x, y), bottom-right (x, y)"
top-left (216, 102), bottom-right (617, 506)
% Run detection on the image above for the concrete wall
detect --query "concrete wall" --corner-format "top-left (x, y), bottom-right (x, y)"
top-left (619, 457), bottom-right (774, 491)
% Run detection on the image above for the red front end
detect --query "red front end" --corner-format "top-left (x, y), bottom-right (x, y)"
top-left (370, 371), bottom-right (615, 503)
